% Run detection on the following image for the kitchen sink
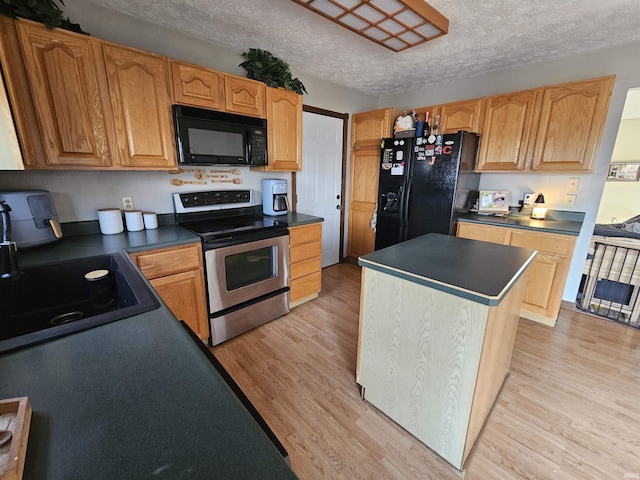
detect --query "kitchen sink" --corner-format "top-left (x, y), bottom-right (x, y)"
top-left (0, 252), bottom-right (159, 354)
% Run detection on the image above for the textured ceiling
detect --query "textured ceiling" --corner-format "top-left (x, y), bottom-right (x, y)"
top-left (82, 0), bottom-right (640, 97)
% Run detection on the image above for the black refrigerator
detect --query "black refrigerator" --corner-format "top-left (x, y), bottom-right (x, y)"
top-left (374, 131), bottom-right (480, 251)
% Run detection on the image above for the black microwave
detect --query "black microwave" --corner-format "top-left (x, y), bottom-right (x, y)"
top-left (172, 105), bottom-right (268, 166)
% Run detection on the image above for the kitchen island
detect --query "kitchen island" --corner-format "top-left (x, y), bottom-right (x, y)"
top-left (356, 233), bottom-right (536, 470)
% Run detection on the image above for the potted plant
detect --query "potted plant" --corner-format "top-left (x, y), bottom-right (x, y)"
top-left (0, 0), bottom-right (87, 34)
top-left (240, 48), bottom-right (307, 95)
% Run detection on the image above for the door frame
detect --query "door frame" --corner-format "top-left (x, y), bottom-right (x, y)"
top-left (292, 105), bottom-right (349, 264)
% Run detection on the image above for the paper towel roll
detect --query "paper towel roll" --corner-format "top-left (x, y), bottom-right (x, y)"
top-left (97, 208), bottom-right (124, 235)
top-left (143, 211), bottom-right (158, 230)
top-left (124, 210), bottom-right (144, 232)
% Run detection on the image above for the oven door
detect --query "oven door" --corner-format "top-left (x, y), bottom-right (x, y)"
top-left (204, 234), bottom-right (290, 313)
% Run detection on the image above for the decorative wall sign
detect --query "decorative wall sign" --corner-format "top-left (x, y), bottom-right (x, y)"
top-left (607, 163), bottom-right (640, 181)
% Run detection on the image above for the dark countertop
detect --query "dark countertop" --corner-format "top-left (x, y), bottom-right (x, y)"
top-left (17, 224), bottom-right (200, 268)
top-left (2, 223), bottom-right (298, 479)
top-left (263, 211), bottom-right (324, 227)
top-left (0, 310), bottom-right (297, 479)
top-left (457, 209), bottom-right (585, 236)
top-left (358, 233), bottom-right (536, 306)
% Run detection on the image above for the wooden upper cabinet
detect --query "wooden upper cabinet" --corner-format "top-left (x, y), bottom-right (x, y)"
top-left (224, 74), bottom-right (265, 118)
top-left (170, 60), bottom-right (224, 110)
top-left (102, 44), bottom-right (176, 169)
top-left (476, 89), bottom-right (542, 171)
top-left (532, 76), bottom-right (614, 172)
top-left (265, 88), bottom-right (302, 171)
top-left (16, 19), bottom-right (113, 168)
top-left (432, 98), bottom-right (484, 134)
top-left (352, 108), bottom-right (397, 148)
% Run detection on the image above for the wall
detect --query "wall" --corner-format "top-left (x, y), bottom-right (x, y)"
top-left (0, 0), bottom-right (378, 224)
top-left (596, 116), bottom-right (640, 223)
top-left (379, 40), bottom-right (640, 304)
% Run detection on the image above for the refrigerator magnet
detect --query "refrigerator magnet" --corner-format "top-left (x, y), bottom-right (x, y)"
top-left (391, 163), bottom-right (405, 175)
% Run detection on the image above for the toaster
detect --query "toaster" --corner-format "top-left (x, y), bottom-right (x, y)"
top-left (0, 190), bottom-right (63, 248)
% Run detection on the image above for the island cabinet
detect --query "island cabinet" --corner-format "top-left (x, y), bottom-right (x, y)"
top-left (347, 107), bottom-right (399, 258)
top-left (129, 243), bottom-right (209, 341)
top-left (10, 17), bottom-right (176, 170)
top-left (289, 222), bottom-right (322, 307)
top-left (357, 233), bottom-right (535, 471)
top-left (457, 221), bottom-right (577, 326)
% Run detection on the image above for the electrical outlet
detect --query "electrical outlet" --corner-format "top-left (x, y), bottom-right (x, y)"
top-left (567, 178), bottom-right (580, 192)
top-left (523, 192), bottom-right (535, 207)
top-left (564, 194), bottom-right (577, 207)
top-left (122, 196), bottom-right (134, 211)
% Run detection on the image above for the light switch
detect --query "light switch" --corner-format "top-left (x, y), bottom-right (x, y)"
top-left (567, 178), bottom-right (579, 192)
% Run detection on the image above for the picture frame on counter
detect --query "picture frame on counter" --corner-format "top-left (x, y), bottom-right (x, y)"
top-left (607, 163), bottom-right (640, 181)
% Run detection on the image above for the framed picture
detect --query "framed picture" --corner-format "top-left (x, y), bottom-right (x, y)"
top-left (478, 191), bottom-right (509, 213)
top-left (607, 163), bottom-right (640, 181)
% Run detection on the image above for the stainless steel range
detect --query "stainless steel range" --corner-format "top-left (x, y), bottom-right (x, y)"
top-left (174, 190), bottom-right (290, 346)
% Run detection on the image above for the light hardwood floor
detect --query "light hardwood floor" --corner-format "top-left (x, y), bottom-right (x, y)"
top-left (212, 261), bottom-right (640, 479)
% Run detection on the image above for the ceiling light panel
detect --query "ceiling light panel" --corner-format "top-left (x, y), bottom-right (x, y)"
top-left (292, 0), bottom-right (449, 52)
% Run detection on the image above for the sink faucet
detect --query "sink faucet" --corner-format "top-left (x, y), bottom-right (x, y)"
top-left (0, 201), bottom-right (21, 280)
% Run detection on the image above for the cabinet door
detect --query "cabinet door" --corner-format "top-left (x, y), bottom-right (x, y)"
top-left (476, 89), bottom-right (542, 171)
top-left (170, 60), bottom-right (224, 110)
top-left (224, 74), bottom-right (265, 118)
top-left (532, 76), bottom-right (614, 172)
top-left (150, 270), bottom-right (209, 340)
top-left (433, 98), bottom-right (484, 134)
top-left (348, 108), bottom-right (397, 258)
top-left (265, 88), bottom-right (302, 171)
top-left (16, 20), bottom-right (113, 167)
top-left (103, 44), bottom-right (176, 169)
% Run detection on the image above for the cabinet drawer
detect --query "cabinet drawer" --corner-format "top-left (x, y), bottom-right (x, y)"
top-left (290, 223), bottom-right (322, 246)
top-left (290, 240), bottom-right (322, 264)
top-left (509, 230), bottom-right (575, 256)
top-left (457, 222), bottom-right (510, 245)
top-left (133, 243), bottom-right (202, 279)
top-left (291, 272), bottom-right (322, 302)
top-left (291, 257), bottom-right (321, 280)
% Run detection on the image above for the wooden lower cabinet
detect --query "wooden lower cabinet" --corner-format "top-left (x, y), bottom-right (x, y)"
top-left (457, 222), bottom-right (576, 326)
top-left (129, 242), bottom-right (209, 341)
top-left (289, 223), bottom-right (322, 307)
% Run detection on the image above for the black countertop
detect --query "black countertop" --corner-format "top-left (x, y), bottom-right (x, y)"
top-left (457, 209), bottom-right (585, 236)
top-left (0, 311), bottom-right (297, 479)
top-left (359, 233), bottom-right (536, 306)
top-left (262, 211), bottom-right (324, 227)
top-left (1, 224), bottom-right (298, 479)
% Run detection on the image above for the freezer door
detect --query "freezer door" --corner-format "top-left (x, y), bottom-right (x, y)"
top-left (374, 138), bottom-right (413, 250)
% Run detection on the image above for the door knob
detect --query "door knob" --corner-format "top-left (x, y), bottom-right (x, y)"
top-left (336, 194), bottom-right (341, 200)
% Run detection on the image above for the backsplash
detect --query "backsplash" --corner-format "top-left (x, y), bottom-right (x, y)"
top-left (0, 169), bottom-right (289, 223)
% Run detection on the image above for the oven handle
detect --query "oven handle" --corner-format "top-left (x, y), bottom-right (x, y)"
top-left (203, 227), bottom-right (289, 250)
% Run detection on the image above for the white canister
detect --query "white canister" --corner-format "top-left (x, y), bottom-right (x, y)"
top-left (142, 211), bottom-right (158, 230)
top-left (124, 210), bottom-right (144, 232)
top-left (97, 208), bottom-right (124, 235)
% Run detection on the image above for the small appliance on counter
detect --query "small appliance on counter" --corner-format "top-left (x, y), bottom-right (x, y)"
top-left (262, 178), bottom-right (289, 216)
top-left (0, 190), bottom-right (62, 248)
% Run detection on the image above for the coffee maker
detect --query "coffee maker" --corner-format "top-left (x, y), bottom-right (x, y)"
top-left (262, 179), bottom-right (289, 216)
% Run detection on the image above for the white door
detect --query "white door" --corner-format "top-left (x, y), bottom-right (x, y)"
top-left (296, 111), bottom-right (344, 267)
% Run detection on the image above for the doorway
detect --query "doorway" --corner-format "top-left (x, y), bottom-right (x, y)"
top-left (576, 86), bottom-right (640, 329)
top-left (293, 106), bottom-right (348, 267)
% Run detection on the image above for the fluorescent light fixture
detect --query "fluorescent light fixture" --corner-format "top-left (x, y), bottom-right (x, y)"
top-left (291, 0), bottom-right (449, 52)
